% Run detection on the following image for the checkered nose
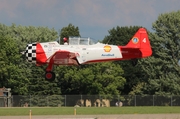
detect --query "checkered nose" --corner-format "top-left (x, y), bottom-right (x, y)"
top-left (25, 43), bottom-right (37, 63)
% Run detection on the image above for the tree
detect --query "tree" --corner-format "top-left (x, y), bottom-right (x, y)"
top-left (138, 10), bottom-right (180, 95)
top-left (102, 26), bottom-right (144, 95)
top-left (0, 23), bottom-right (61, 95)
top-left (103, 26), bottom-right (141, 45)
top-left (59, 23), bottom-right (80, 44)
top-left (57, 62), bottom-right (125, 95)
top-left (0, 35), bottom-right (28, 94)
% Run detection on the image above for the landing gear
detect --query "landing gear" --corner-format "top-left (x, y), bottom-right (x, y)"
top-left (45, 61), bottom-right (56, 81)
top-left (45, 71), bottom-right (56, 81)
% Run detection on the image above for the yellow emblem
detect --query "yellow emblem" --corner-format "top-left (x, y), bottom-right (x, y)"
top-left (104, 45), bottom-right (111, 52)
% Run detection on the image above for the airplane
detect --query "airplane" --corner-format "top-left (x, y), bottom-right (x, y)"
top-left (25, 28), bottom-right (152, 81)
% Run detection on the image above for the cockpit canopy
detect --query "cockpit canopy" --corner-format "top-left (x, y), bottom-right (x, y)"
top-left (68, 37), bottom-right (95, 45)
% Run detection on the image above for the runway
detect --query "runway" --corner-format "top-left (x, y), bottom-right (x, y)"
top-left (0, 114), bottom-right (180, 119)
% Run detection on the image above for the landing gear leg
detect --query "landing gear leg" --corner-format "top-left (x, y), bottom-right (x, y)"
top-left (45, 63), bottom-right (56, 81)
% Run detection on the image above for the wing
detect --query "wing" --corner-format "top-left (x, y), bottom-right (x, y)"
top-left (46, 50), bottom-right (79, 65)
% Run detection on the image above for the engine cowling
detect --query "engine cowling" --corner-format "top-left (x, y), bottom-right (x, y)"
top-left (25, 43), bottom-right (47, 65)
top-left (25, 43), bottom-right (37, 63)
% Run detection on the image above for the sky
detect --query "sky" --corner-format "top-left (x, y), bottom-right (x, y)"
top-left (0, 0), bottom-right (180, 40)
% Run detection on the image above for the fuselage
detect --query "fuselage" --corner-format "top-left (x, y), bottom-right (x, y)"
top-left (25, 41), bottom-right (124, 65)
top-left (25, 29), bottom-right (152, 66)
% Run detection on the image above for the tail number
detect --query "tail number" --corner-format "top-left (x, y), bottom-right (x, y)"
top-left (143, 38), bottom-right (146, 43)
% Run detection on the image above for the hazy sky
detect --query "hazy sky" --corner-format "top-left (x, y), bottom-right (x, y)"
top-left (0, 0), bottom-right (180, 40)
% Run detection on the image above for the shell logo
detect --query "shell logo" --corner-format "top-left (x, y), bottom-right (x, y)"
top-left (104, 45), bottom-right (111, 52)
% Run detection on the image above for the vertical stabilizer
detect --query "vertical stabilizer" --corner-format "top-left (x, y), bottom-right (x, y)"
top-left (126, 28), bottom-right (152, 57)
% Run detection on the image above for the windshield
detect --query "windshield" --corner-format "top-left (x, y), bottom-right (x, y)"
top-left (68, 37), bottom-right (96, 45)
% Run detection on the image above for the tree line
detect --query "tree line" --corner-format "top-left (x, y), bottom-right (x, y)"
top-left (0, 10), bottom-right (179, 96)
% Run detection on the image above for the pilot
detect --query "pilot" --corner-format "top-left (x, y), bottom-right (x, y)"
top-left (63, 37), bottom-right (68, 45)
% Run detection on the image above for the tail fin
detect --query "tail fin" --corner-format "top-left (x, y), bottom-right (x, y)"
top-left (126, 28), bottom-right (152, 58)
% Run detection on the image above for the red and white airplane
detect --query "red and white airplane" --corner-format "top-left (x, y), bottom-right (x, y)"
top-left (25, 28), bottom-right (152, 81)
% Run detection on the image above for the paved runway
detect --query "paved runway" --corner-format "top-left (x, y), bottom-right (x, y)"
top-left (0, 114), bottom-right (180, 119)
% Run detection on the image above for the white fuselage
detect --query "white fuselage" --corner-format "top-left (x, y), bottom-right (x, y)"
top-left (40, 41), bottom-right (123, 64)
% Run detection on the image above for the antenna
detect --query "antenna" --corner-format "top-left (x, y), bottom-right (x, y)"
top-left (59, 37), bottom-right (60, 44)
top-left (106, 37), bottom-right (112, 44)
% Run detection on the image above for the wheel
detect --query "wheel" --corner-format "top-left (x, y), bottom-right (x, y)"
top-left (45, 71), bottom-right (56, 81)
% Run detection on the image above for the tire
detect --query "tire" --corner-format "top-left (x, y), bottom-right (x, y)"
top-left (45, 71), bottom-right (56, 81)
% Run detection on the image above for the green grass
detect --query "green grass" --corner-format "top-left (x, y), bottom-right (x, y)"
top-left (0, 106), bottom-right (180, 116)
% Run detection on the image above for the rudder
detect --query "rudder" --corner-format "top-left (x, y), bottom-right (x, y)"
top-left (126, 28), bottom-right (152, 57)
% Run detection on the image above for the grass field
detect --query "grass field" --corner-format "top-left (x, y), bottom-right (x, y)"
top-left (0, 106), bottom-right (180, 116)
